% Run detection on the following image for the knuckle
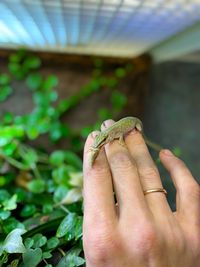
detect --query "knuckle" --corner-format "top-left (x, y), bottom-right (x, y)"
top-left (139, 166), bottom-right (159, 181)
top-left (133, 223), bottom-right (159, 256)
top-left (83, 228), bottom-right (119, 263)
top-left (85, 167), bottom-right (107, 180)
top-left (188, 181), bottom-right (200, 198)
top-left (110, 151), bottom-right (134, 171)
top-left (186, 232), bottom-right (200, 257)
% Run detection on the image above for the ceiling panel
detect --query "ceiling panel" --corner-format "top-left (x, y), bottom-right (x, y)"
top-left (0, 0), bottom-right (199, 57)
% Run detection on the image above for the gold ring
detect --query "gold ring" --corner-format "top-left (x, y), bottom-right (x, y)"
top-left (143, 188), bottom-right (167, 195)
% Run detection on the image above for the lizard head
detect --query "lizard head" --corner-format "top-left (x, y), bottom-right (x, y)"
top-left (92, 132), bottom-right (108, 148)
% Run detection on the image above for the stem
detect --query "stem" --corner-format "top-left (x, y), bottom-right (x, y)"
top-left (43, 259), bottom-right (48, 265)
top-left (2, 155), bottom-right (29, 170)
top-left (58, 247), bottom-right (66, 257)
top-left (0, 252), bottom-right (8, 267)
top-left (58, 204), bottom-right (70, 214)
top-left (32, 166), bottom-right (42, 179)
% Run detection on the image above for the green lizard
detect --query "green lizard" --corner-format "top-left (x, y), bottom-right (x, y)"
top-left (89, 116), bottom-right (163, 166)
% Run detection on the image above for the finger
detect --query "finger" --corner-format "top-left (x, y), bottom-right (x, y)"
top-left (126, 131), bottom-right (172, 216)
top-left (160, 149), bottom-right (200, 226)
top-left (83, 131), bottom-right (116, 226)
top-left (101, 120), bottom-right (149, 220)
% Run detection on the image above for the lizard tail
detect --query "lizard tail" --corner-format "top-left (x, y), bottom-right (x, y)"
top-left (143, 135), bottom-right (163, 152)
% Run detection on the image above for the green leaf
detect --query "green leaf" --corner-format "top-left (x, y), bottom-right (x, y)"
top-left (0, 190), bottom-right (10, 203)
top-left (0, 85), bottom-right (13, 102)
top-left (80, 126), bottom-right (93, 138)
top-left (49, 123), bottom-right (71, 142)
top-left (8, 62), bottom-right (20, 75)
top-left (56, 213), bottom-right (82, 241)
top-left (53, 185), bottom-right (69, 203)
top-left (43, 251), bottom-right (52, 259)
top-left (46, 237), bottom-right (59, 250)
top-left (42, 204), bottom-right (53, 214)
top-left (20, 204), bottom-right (36, 217)
top-left (42, 75), bottom-right (58, 90)
top-left (56, 248), bottom-right (85, 267)
top-left (0, 176), bottom-right (6, 187)
top-left (27, 179), bottom-right (46, 194)
top-left (0, 210), bottom-right (11, 220)
top-left (64, 151), bottom-right (82, 170)
top-left (3, 218), bottom-right (25, 234)
top-left (2, 228), bottom-right (26, 254)
top-left (56, 213), bottom-right (76, 238)
top-left (0, 74), bottom-right (10, 85)
top-left (22, 248), bottom-right (42, 267)
top-left (115, 67), bottom-right (127, 78)
top-left (0, 126), bottom-right (24, 146)
top-left (32, 233), bottom-right (47, 248)
top-left (26, 126), bottom-right (39, 140)
top-left (105, 78), bottom-right (117, 87)
top-left (3, 194), bottom-right (17, 211)
top-left (3, 112), bottom-right (14, 124)
top-left (23, 56), bottom-right (41, 69)
top-left (50, 151), bottom-right (66, 166)
top-left (57, 99), bottom-right (71, 114)
top-left (49, 91), bottom-right (58, 102)
top-left (26, 73), bottom-right (43, 90)
top-left (111, 90), bottom-right (127, 110)
top-left (172, 147), bottom-right (182, 157)
top-left (52, 165), bottom-right (70, 185)
top-left (97, 108), bottom-right (112, 121)
top-left (2, 142), bottom-right (18, 156)
top-left (60, 188), bottom-right (82, 205)
top-left (74, 216), bottom-right (83, 241)
top-left (24, 238), bottom-right (34, 249)
top-left (69, 172), bottom-right (83, 187)
top-left (9, 53), bottom-right (21, 63)
top-left (21, 148), bottom-right (38, 169)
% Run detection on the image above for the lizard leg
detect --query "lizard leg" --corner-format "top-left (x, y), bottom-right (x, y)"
top-left (88, 147), bottom-right (99, 153)
top-left (118, 134), bottom-right (126, 147)
top-left (88, 147), bottom-right (100, 167)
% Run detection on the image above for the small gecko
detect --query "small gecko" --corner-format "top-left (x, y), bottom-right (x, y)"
top-left (89, 116), bottom-right (163, 166)
top-left (89, 117), bottom-right (143, 166)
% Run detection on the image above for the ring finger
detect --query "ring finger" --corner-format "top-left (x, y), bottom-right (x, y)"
top-left (125, 130), bottom-right (172, 217)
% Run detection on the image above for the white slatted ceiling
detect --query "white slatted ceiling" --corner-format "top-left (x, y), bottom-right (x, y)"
top-left (0, 0), bottom-right (199, 57)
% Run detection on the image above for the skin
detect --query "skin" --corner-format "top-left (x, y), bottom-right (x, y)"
top-left (83, 119), bottom-right (200, 267)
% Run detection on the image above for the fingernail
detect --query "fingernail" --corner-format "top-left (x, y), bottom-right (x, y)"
top-left (103, 121), bottom-right (110, 128)
top-left (102, 121), bottom-right (106, 127)
top-left (102, 119), bottom-right (114, 128)
top-left (162, 149), bottom-right (173, 156)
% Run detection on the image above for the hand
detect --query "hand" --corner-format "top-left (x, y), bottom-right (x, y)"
top-left (83, 119), bottom-right (200, 267)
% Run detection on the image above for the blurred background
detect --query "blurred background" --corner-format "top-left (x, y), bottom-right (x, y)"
top-left (0, 1), bottom-right (200, 266)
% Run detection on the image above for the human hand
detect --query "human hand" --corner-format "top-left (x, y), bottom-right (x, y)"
top-left (83, 119), bottom-right (200, 267)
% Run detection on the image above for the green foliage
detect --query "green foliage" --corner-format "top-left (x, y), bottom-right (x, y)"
top-left (56, 248), bottom-right (85, 267)
top-left (0, 85), bottom-right (13, 102)
top-left (22, 248), bottom-right (43, 267)
top-left (56, 213), bottom-right (82, 240)
top-left (1, 229), bottom-right (26, 255)
top-left (0, 49), bottom-right (131, 266)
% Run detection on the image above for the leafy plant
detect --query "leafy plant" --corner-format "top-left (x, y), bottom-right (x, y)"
top-left (0, 49), bottom-right (131, 266)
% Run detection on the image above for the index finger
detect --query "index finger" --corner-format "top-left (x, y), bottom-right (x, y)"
top-left (83, 131), bottom-right (117, 226)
